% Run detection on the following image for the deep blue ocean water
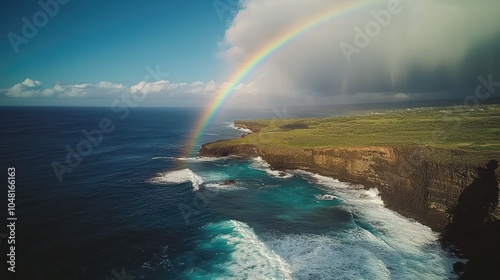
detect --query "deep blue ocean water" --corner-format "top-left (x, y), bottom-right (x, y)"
top-left (0, 107), bottom-right (459, 279)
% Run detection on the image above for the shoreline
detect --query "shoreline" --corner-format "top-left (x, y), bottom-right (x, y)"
top-left (200, 138), bottom-right (494, 231)
top-left (200, 116), bottom-right (500, 278)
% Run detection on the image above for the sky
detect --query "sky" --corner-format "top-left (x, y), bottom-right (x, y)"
top-left (1, 0), bottom-right (500, 107)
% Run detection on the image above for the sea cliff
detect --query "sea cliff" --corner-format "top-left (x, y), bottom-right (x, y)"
top-left (199, 108), bottom-right (500, 278)
top-left (200, 141), bottom-right (499, 231)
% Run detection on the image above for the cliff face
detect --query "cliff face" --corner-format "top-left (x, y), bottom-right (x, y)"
top-left (200, 143), bottom-right (500, 231)
top-left (200, 141), bottom-right (500, 277)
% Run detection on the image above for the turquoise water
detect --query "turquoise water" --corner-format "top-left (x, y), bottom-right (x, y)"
top-left (152, 157), bottom-right (460, 279)
top-left (0, 107), bottom-right (459, 279)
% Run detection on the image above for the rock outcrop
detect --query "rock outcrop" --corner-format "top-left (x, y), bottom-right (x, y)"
top-left (201, 143), bottom-right (500, 231)
top-left (201, 141), bottom-right (500, 278)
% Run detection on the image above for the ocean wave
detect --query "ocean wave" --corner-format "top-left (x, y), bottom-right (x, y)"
top-left (197, 220), bottom-right (292, 279)
top-left (227, 122), bottom-right (253, 134)
top-left (176, 156), bottom-right (227, 162)
top-left (295, 171), bottom-right (461, 278)
top-left (151, 156), bottom-right (175, 160)
top-left (263, 232), bottom-right (391, 280)
top-left (251, 157), bottom-right (293, 179)
top-left (315, 194), bottom-right (338, 201)
top-left (148, 169), bottom-right (204, 191)
top-left (204, 183), bottom-right (245, 191)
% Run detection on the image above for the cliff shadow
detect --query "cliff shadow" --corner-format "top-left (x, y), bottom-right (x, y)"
top-left (442, 160), bottom-right (500, 279)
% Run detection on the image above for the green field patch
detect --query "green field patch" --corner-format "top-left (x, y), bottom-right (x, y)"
top-left (222, 105), bottom-right (500, 163)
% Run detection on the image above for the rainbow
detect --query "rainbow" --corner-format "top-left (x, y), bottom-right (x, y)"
top-left (183, 0), bottom-right (368, 156)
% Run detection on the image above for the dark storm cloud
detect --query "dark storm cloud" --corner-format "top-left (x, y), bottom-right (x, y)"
top-left (222, 0), bottom-right (500, 106)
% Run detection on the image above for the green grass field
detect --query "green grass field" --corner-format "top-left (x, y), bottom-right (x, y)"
top-left (208, 105), bottom-right (500, 163)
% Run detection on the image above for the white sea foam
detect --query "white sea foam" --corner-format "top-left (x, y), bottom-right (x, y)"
top-left (197, 170), bottom-right (230, 182)
top-left (314, 194), bottom-right (337, 201)
top-left (151, 156), bottom-right (175, 160)
top-left (203, 220), bottom-right (292, 279)
top-left (263, 232), bottom-right (392, 280)
top-left (309, 172), bottom-right (426, 233)
top-left (289, 171), bottom-right (461, 279)
top-left (204, 183), bottom-right (245, 191)
top-left (148, 169), bottom-right (204, 191)
top-left (227, 122), bottom-right (252, 134)
top-left (176, 156), bottom-right (226, 162)
top-left (251, 157), bottom-right (293, 179)
top-left (264, 225), bottom-right (458, 279)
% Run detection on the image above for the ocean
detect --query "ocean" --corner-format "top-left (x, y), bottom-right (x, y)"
top-left (0, 106), bottom-right (459, 279)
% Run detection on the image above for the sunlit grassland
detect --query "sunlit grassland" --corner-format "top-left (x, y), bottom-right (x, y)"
top-left (208, 105), bottom-right (500, 163)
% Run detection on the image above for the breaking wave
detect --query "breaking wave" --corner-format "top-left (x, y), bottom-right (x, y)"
top-left (227, 122), bottom-right (253, 134)
top-left (176, 156), bottom-right (226, 162)
top-left (148, 168), bottom-right (204, 191)
top-left (184, 220), bottom-right (292, 279)
top-left (251, 157), bottom-right (293, 178)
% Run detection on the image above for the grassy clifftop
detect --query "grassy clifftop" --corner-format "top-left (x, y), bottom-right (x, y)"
top-left (201, 105), bottom-right (500, 277)
top-left (206, 105), bottom-right (500, 164)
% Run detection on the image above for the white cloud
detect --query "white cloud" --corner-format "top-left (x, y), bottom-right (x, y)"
top-left (393, 92), bottom-right (410, 100)
top-left (130, 80), bottom-right (218, 96)
top-left (21, 78), bottom-right (41, 88)
top-left (97, 81), bottom-right (126, 89)
top-left (204, 81), bottom-right (218, 92)
top-left (131, 80), bottom-right (171, 94)
top-left (220, 0), bottom-right (500, 105)
top-left (5, 0), bottom-right (499, 107)
top-left (6, 78), bottom-right (43, 98)
top-left (3, 79), bottom-right (220, 106)
top-left (3, 80), bottom-right (128, 99)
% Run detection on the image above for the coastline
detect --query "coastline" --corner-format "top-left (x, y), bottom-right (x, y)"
top-left (201, 123), bottom-right (500, 229)
top-left (200, 119), bottom-right (500, 278)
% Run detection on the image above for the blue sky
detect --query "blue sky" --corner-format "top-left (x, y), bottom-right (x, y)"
top-left (1, 0), bottom-right (500, 107)
top-left (1, 0), bottom-right (232, 87)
